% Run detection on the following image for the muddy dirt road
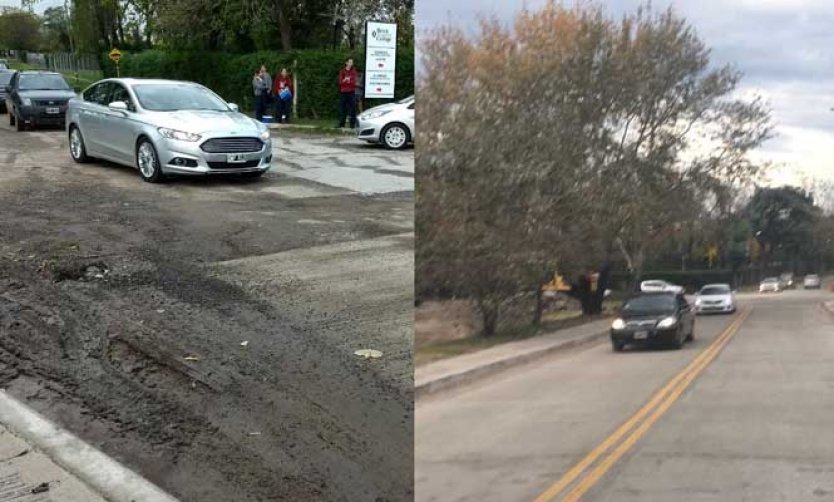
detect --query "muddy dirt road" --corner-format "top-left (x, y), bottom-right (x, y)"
top-left (0, 123), bottom-right (414, 501)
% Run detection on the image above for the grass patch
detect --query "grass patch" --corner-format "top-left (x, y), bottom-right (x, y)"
top-left (416, 310), bottom-right (616, 367)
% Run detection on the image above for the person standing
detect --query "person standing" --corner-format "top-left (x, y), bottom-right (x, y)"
top-left (273, 67), bottom-right (294, 124)
top-left (252, 68), bottom-right (269, 122)
top-left (337, 58), bottom-right (359, 128)
top-left (259, 65), bottom-right (272, 114)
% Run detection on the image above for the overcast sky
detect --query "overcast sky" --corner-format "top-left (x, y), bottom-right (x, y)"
top-left (417, 0), bottom-right (834, 186)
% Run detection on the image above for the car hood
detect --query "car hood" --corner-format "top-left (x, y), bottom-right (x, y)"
top-left (149, 110), bottom-right (264, 135)
top-left (18, 89), bottom-right (77, 100)
top-left (362, 102), bottom-right (406, 116)
top-left (697, 294), bottom-right (731, 301)
top-left (621, 311), bottom-right (675, 321)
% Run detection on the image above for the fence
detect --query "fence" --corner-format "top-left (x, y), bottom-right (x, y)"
top-left (46, 53), bottom-right (101, 73)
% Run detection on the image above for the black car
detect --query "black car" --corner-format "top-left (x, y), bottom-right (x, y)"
top-left (5, 70), bottom-right (76, 131)
top-left (610, 292), bottom-right (695, 351)
top-left (0, 70), bottom-right (15, 114)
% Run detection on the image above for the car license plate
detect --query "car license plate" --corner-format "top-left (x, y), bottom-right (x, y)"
top-left (46, 107), bottom-right (59, 114)
top-left (227, 154), bottom-right (246, 163)
top-left (633, 331), bottom-right (648, 340)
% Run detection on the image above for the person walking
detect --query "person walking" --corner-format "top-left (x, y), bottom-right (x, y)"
top-left (337, 58), bottom-right (359, 129)
top-left (252, 68), bottom-right (269, 122)
top-left (273, 67), bottom-right (293, 124)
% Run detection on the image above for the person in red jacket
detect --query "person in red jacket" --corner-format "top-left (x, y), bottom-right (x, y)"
top-left (272, 67), bottom-right (293, 124)
top-left (337, 58), bottom-right (359, 128)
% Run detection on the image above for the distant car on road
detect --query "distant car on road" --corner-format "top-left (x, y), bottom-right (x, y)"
top-left (66, 78), bottom-right (272, 183)
top-left (640, 279), bottom-right (684, 294)
top-left (759, 277), bottom-right (782, 293)
top-left (803, 274), bottom-right (821, 289)
top-left (610, 292), bottom-right (695, 351)
top-left (0, 69), bottom-right (16, 113)
top-left (694, 283), bottom-right (736, 314)
top-left (779, 272), bottom-right (795, 289)
top-left (5, 70), bottom-right (75, 131)
top-left (357, 95), bottom-right (414, 150)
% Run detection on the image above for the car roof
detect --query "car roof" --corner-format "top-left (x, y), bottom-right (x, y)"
top-left (107, 78), bottom-right (200, 86)
top-left (18, 70), bottom-right (61, 75)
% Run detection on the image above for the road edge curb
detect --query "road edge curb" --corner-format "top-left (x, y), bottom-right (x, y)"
top-left (415, 330), bottom-right (608, 399)
top-left (0, 390), bottom-right (179, 502)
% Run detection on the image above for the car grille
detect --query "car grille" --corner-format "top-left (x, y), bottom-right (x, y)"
top-left (626, 320), bottom-right (657, 329)
top-left (32, 99), bottom-right (69, 106)
top-left (200, 137), bottom-right (263, 153)
top-left (207, 160), bottom-right (261, 169)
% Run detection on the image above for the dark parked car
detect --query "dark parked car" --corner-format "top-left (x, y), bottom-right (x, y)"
top-left (610, 292), bottom-right (695, 351)
top-left (0, 70), bottom-right (15, 113)
top-left (5, 70), bottom-right (76, 131)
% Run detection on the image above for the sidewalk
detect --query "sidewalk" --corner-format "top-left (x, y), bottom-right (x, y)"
top-left (0, 391), bottom-right (178, 502)
top-left (415, 318), bottom-right (611, 398)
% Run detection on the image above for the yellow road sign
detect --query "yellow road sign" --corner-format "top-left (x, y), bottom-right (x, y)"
top-left (109, 48), bottom-right (122, 63)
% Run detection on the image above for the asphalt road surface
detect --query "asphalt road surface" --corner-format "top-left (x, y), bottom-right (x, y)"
top-left (416, 288), bottom-right (834, 501)
top-left (0, 122), bottom-right (413, 501)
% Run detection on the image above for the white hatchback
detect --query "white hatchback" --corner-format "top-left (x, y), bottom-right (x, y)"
top-left (695, 284), bottom-right (736, 314)
top-left (357, 95), bottom-right (414, 150)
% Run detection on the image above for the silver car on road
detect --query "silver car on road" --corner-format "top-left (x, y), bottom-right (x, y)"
top-left (66, 78), bottom-right (272, 182)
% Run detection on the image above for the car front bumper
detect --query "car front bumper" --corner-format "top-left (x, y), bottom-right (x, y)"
top-left (611, 326), bottom-right (680, 346)
top-left (696, 304), bottom-right (735, 314)
top-left (156, 136), bottom-right (273, 176)
top-left (356, 116), bottom-right (385, 142)
top-left (17, 105), bottom-right (68, 125)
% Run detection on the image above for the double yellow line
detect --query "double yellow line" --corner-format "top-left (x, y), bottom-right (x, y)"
top-left (534, 307), bottom-right (753, 502)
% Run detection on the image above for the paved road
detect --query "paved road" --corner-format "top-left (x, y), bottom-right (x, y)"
top-left (0, 123), bottom-right (413, 501)
top-left (416, 288), bottom-right (834, 501)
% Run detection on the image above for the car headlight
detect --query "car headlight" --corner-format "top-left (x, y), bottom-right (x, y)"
top-left (611, 318), bottom-right (626, 330)
top-left (260, 130), bottom-right (270, 141)
top-left (360, 109), bottom-right (392, 120)
top-left (158, 127), bottom-right (201, 142)
top-left (21, 97), bottom-right (32, 106)
top-left (657, 316), bottom-right (678, 329)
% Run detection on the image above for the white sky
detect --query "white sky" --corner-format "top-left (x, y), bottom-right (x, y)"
top-left (417, 0), bottom-right (834, 186)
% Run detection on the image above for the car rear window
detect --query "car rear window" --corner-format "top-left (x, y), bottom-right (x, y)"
top-left (700, 286), bottom-right (729, 295)
top-left (623, 295), bottom-right (676, 313)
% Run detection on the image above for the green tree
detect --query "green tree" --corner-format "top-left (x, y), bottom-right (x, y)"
top-left (0, 10), bottom-right (42, 51)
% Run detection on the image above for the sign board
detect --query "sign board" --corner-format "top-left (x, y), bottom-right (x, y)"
top-left (364, 22), bottom-right (397, 99)
top-left (109, 48), bottom-right (122, 63)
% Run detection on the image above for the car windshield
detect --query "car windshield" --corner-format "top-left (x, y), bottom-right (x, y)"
top-left (623, 295), bottom-right (676, 313)
top-left (19, 74), bottom-right (71, 91)
top-left (0, 72), bottom-right (13, 85)
top-left (763, 278), bottom-right (778, 283)
top-left (700, 286), bottom-right (729, 295)
top-left (132, 83), bottom-right (229, 112)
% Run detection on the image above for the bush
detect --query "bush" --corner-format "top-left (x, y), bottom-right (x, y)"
top-left (101, 48), bottom-right (415, 119)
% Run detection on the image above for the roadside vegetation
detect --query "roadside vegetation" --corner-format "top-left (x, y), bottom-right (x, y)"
top-left (416, 1), bottom-right (834, 349)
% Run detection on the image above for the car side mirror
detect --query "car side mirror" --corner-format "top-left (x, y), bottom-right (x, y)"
top-left (108, 101), bottom-right (128, 112)
top-left (228, 103), bottom-right (239, 112)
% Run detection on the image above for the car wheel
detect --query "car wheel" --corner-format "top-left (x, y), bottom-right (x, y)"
top-left (611, 339), bottom-right (625, 352)
top-left (136, 139), bottom-right (164, 183)
top-left (381, 123), bottom-right (410, 150)
top-left (68, 126), bottom-right (90, 163)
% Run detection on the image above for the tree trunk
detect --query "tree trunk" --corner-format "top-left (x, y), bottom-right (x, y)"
top-left (532, 286), bottom-right (544, 326)
top-left (275, 1), bottom-right (292, 50)
top-left (479, 300), bottom-right (499, 338)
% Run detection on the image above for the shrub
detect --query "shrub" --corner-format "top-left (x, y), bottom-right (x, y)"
top-left (101, 48), bottom-right (415, 119)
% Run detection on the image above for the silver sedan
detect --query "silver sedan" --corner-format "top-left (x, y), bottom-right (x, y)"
top-left (357, 95), bottom-right (414, 150)
top-left (66, 78), bottom-right (272, 182)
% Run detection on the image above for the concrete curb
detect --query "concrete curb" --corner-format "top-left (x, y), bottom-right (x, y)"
top-left (415, 329), bottom-right (608, 399)
top-left (0, 390), bottom-right (179, 502)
